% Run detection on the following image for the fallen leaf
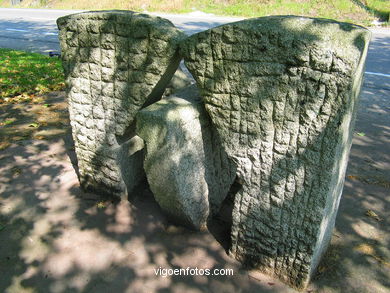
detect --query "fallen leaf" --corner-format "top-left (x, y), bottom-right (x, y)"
top-left (374, 256), bottom-right (390, 267)
top-left (29, 123), bottom-right (39, 128)
top-left (355, 243), bottom-right (375, 255)
top-left (332, 232), bottom-right (341, 238)
top-left (11, 166), bottom-right (22, 176)
top-left (355, 243), bottom-right (390, 267)
top-left (365, 210), bottom-right (382, 221)
top-left (2, 119), bottom-right (14, 125)
top-left (356, 132), bottom-right (366, 136)
top-left (0, 142), bottom-right (11, 150)
top-left (347, 175), bottom-right (390, 189)
top-left (97, 201), bottom-right (107, 209)
top-left (14, 134), bottom-right (30, 141)
top-left (318, 265), bottom-right (327, 273)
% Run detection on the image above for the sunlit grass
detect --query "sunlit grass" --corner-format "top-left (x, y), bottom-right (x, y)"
top-left (1, 0), bottom-right (387, 25)
top-left (0, 49), bottom-right (67, 149)
top-left (0, 48), bottom-right (65, 102)
top-left (365, 0), bottom-right (390, 21)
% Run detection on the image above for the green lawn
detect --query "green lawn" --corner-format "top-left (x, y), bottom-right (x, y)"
top-left (0, 49), bottom-right (68, 150)
top-left (365, 0), bottom-right (390, 21)
top-left (0, 48), bottom-right (64, 102)
top-left (1, 0), bottom-right (389, 25)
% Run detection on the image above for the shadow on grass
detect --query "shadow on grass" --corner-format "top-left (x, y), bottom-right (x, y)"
top-left (351, 0), bottom-right (389, 22)
top-left (0, 92), bottom-right (69, 150)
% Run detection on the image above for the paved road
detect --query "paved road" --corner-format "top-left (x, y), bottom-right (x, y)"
top-left (0, 8), bottom-right (389, 89)
top-left (0, 8), bottom-right (242, 53)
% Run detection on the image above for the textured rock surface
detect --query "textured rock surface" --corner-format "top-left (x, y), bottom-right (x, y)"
top-left (57, 10), bottom-right (186, 197)
top-left (181, 16), bottom-right (370, 288)
top-left (136, 86), bottom-right (235, 230)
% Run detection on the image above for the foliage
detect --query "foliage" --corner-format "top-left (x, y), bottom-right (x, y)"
top-left (0, 0), bottom-right (389, 25)
top-left (0, 48), bottom-right (64, 102)
top-left (0, 49), bottom-right (68, 150)
top-left (365, 0), bottom-right (390, 21)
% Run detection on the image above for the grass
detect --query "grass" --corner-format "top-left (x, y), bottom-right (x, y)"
top-left (0, 0), bottom-right (389, 25)
top-left (365, 0), bottom-right (390, 21)
top-left (0, 48), bottom-right (64, 102)
top-left (0, 49), bottom-right (68, 150)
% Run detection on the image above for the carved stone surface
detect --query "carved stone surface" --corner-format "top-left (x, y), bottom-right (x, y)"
top-left (57, 10), bottom-right (186, 197)
top-left (180, 16), bottom-right (370, 288)
top-left (136, 86), bottom-right (236, 230)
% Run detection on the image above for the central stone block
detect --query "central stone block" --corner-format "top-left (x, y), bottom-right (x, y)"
top-left (136, 86), bottom-right (236, 230)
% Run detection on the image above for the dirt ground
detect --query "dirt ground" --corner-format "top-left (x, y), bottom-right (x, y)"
top-left (0, 81), bottom-right (389, 293)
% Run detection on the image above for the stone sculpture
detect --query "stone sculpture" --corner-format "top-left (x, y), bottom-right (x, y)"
top-left (57, 10), bottom-right (185, 197)
top-left (59, 11), bottom-right (370, 289)
top-left (136, 85), bottom-right (235, 230)
top-left (180, 16), bottom-right (370, 288)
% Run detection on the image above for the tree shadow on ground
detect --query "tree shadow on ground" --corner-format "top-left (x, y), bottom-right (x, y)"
top-left (0, 92), bottom-right (70, 150)
top-left (310, 85), bottom-right (390, 292)
top-left (0, 14), bottom-right (388, 293)
top-left (0, 131), bottom-right (291, 292)
top-left (0, 74), bottom-right (388, 293)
